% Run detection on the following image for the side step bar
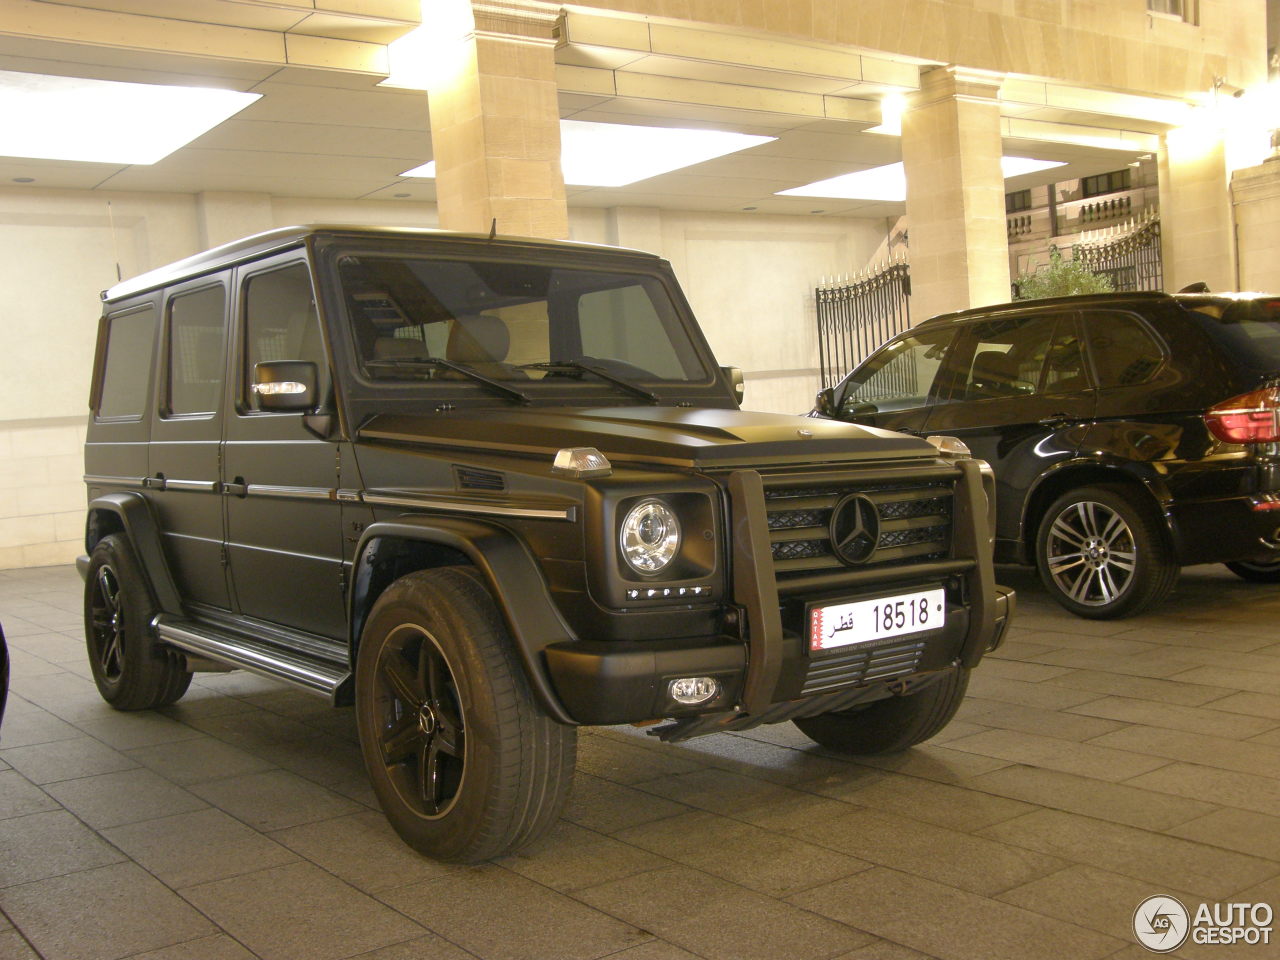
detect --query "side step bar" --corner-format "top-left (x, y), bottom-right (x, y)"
top-left (153, 615), bottom-right (351, 704)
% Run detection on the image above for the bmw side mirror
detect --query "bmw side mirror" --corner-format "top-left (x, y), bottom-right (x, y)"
top-left (722, 366), bottom-right (745, 405)
top-left (815, 386), bottom-right (837, 418)
top-left (253, 361), bottom-right (317, 412)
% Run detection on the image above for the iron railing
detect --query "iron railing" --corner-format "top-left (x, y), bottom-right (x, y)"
top-left (1074, 212), bottom-right (1163, 293)
top-left (815, 260), bottom-right (911, 388)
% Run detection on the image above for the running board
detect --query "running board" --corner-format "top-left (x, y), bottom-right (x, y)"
top-left (153, 615), bottom-right (351, 703)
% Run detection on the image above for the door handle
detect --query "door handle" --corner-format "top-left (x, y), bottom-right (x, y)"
top-left (144, 475), bottom-right (167, 490)
top-left (1038, 414), bottom-right (1071, 428)
top-left (221, 479), bottom-right (248, 497)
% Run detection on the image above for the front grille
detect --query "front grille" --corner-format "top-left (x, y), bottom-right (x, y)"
top-left (763, 474), bottom-right (954, 583)
top-left (802, 637), bottom-right (926, 696)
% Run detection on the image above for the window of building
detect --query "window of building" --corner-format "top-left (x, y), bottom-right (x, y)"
top-left (166, 285), bottom-right (226, 416)
top-left (1081, 169), bottom-right (1131, 198)
top-left (1147, 0), bottom-right (1194, 22)
top-left (97, 306), bottom-right (156, 420)
top-left (1005, 189), bottom-right (1031, 214)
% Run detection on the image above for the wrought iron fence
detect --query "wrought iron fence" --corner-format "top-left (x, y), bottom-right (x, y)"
top-left (815, 260), bottom-right (911, 388)
top-left (1074, 213), bottom-right (1163, 292)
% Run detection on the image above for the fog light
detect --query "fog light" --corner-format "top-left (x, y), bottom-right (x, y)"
top-left (669, 676), bottom-right (719, 705)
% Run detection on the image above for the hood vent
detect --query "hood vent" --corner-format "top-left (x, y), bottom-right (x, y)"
top-left (454, 466), bottom-right (506, 492)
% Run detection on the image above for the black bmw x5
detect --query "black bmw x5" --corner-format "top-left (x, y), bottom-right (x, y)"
top-left (816, 291), bottom-right (1280, 618)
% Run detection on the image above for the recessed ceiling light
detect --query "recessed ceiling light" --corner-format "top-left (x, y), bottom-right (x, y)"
top-left (393, 193), bottom-right (411, 198)
top-left (0, 70), bottom-right (259, 165)
top-left (401, 119), bottom-right (775, 187)
top-left (777, 157), bottom-right (1066, 201)
top-left (12, 177), bottom-right (34, 183)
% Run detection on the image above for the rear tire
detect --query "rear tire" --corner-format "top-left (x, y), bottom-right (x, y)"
top-left (792, 667), bottom-right (969, 755)
top-left (1224, 558), bottom-right (1280, 583)
top-left (355, 567), bottom-right (576, 863)
top-left (83, 534), bottom-right (191, 710)
top-left (1035, 484), bottom-right (1177, 619)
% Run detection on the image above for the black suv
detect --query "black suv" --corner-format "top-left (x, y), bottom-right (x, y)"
top-left (82, 225), bottom-right (1012, 862)
top-left (816, 291), bottom-right (1280, 619)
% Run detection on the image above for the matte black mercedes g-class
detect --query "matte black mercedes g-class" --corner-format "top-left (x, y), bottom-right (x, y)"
top-left (82, 225), bottom-right (1013, 862)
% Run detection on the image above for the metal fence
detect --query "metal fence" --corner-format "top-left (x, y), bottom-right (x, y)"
top-left (1074, 214), bottom-right (1163, 293)
top-left (815, 260), bottom-right (911, 388)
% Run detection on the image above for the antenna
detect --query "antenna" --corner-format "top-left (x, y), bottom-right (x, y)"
top-left (106, 200), bottom-right (122, 281)
top-left (488, 217), bottom-right (497, 240)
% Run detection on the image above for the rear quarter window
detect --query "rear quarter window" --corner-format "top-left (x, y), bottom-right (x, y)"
top-left (96, 305), bottom-right (157, 420)
top-left (1187, 299), bottom-right (1280, 373)
top-left (1083, 311), bottom-right (1164, 388)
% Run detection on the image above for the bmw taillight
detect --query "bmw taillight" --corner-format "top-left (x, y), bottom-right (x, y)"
top-left (1204, 386), bottom-right (1280, 443)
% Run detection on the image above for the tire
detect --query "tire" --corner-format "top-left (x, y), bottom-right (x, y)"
top-left (354, 567), bottom-right (576, 863)
top-left (1035, 484), bottom-right (1178, 619)
top-left (792, 667), bottom-right (970, 755)
top-left (1225, 558), bottom-right (1280, 583)
top-left (83, 534), bottom-right (192, 710)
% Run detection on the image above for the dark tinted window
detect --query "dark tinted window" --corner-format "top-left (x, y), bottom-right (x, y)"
top-left (955, 314), bottom-right (1060, 401)
top-left (1085, 312), bottom-right (1164, 387)
top-left (166, 285), bottom-right (225, 416)
top-left (1185, 298), bottom-right (1280, 372)
top-left (98, 306), bottom-right (156, 419)
top-left (1006, 189), bottom-right (1031, 213)
top-left (839, 328), bottom-right (952, 415)
top-left (243, 263), bottom-right (326, 411)
top-left (1081, 169), bottom-right (1130, 198)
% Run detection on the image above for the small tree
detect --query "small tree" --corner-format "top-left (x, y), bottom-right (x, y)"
top-left (1014, 247), bottom-right (1113, 300)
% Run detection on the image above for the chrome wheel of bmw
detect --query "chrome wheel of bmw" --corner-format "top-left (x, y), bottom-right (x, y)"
top-left (1044, 499), bottom-right (1137, 607)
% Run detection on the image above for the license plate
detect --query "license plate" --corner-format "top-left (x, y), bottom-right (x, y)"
top-left (809, 587), bottom-right (946, 653)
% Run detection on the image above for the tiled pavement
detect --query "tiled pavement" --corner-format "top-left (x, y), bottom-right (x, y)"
top-left (1, 563), bottom-right (1278, 960)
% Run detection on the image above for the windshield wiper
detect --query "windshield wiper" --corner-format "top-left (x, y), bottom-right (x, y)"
top-left (365, 357), bottom-right (531, 404)
top-left (522, 360), bottom-right (662, 404)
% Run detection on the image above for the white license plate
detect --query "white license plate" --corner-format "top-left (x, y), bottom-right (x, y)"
top-left (808, 587), bottom-right (946, 653)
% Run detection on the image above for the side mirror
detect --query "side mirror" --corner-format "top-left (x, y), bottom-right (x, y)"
top-left (815, 386), bottom-right (837, 418)
top-left (722, 366), bottom-right (745, 405)
top-left (253, 361), bottom-right (317, 412)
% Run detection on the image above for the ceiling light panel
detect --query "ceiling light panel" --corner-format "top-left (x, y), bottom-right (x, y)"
top-left (0, 70), bottom-right (260, 165)
top-left (777, 156), bottom-right (1066, 201)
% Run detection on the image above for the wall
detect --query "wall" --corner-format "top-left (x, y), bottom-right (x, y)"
top-left (1233, 160), bottom-right (1280, 292)
top-left (0, 187), bottom-right (879, 568)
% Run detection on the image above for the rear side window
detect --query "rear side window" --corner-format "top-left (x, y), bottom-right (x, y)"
top-left (97, 306), bottom-right (157, 420)
top-left (839, 328), bottom-right (953, 415)
top-left (955, 314), bottom-right (1062, 401)
top-left (166, 285), bottom-right (226, 416)
top-left (1186, 299), bottom-right (1280, 373)
top-left (1085, 312), bottom-right (1164, 387)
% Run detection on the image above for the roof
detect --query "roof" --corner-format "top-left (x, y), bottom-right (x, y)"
top-left (102, 224), bottom-right (660, 304)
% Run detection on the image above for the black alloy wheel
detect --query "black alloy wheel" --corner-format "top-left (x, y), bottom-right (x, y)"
top-left (1224, 557), bottom-right (1280, 583)
top-left (1036, 484), bottom-right (1177, 619)
top-left (88, 563), bottom-right (127, 685)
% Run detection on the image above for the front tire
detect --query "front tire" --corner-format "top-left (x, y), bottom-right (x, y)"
top-left (83, 534), bottom-right (191, 710)
top-left (355, 567), bottom-right (576, 863)
top-left (793, 667), bottom-right (969, 755)
top-left (1225, 558), bottom-right (1280, 583)
top-left (1035, 484), bottom-right (1177, 619)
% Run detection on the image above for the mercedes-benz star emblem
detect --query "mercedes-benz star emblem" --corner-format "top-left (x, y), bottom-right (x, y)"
top-left (830, 493), bottom-right (881, 565)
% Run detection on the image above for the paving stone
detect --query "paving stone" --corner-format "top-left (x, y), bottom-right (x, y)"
top-left (0, 735), bottom-right (137, 784)
top-left (1087, 724), bottom-right (1280, 777)
top-left (949, 700), bottom-right (1125, 741)
top-left (185, 709), bottom-right (321, 750)
top-left (975, 659), bottom-right (1077, 683)
top-left (613, 809), bottom-right (870, 896)
top-left (576, 732), bottom-right (704, 785)
top-left (979, 809), bottom-right (1278, 901)
top-left (0, 811), bottom-right (124, 888)
top-left (0, 930), bottom-right (40, 960)
top-left (45, 767), bottom-right (208, 830)
top-left (384, 864), bottom-right (653, 960)
top-left (184, 861), bottom-right (425, 960)
top-left (964, 673), bottom-right (1105, 711)
top-left (807, 769), bottom-right (1037, 832)
top-left (963, 764), bottom-right (1217, 831)
top-left (1168, 807), bottom-right (1280, 861)
top-left (0, 771), bottom-right (59, 821)
top-left (638, 766), bottom-right (863, 833)
top-left (342, 934), bottom-right (486, 960)
top-left (789, 866), bottom-right (1122, 960)
top-left (102, 808), bottom-right (300, 889)
top-left (127, 934), bottom-right (260, 960)
top-left (940, 729), bottom-right (1170, 782)
top-left (1125, 762), bottom-right (1280, 818)
top-left (846, 743), bottom-right (1016, 783)
top-left (74, 710), bottom-right (206, 751)
top-left (576, 865), bottom-right (872, 960)
top-left (835, 942), bottom-right (940, 960)
top-left (562, 772), bottom-right (689, 835)
top-left (1042, 670), bottom-right (1234, 706)
top-left (0, 862), bottom-right (213, 960)
top-left (1066, 695), bottom-right (1279, 740)
top-left (126, 737), bottom-right (275, 786)
top-left (497, 819), bottom-right (671, 894)
top-left (189, 769), bottom-right (360, 831)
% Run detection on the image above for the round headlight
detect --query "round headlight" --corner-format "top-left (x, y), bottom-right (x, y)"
top-left (619, 498), bottom-right (681, 574)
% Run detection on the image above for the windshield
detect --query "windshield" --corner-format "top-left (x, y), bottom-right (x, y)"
top-left (1184, 298), bottom-right (1280, 373)
top-left (338, 253), bottom-right (710, 386)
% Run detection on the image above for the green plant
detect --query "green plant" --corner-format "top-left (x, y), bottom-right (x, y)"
top-left (1014, 248), bottom-right (1113, 300)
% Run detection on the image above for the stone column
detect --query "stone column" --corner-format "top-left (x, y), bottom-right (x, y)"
top-left (901, 65), bottom-right (1010, 322)
top-left (1231, 160), bottom-right (1280, 292)
top-left (1158, 128), bottom-right (1236, 293)
top-left (427, 0), bottom-right (568, 240)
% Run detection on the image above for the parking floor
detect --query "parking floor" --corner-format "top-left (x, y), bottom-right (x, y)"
top-left (0, 563), bottom-right (1278, 960)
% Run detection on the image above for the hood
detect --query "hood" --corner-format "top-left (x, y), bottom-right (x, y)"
top-left (357, 406), bottom-right (936, 469)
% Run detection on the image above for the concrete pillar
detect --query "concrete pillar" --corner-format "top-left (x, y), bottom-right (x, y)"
top-left (901, 65), bottom-right (1009, 322)
top-left (427, 0), bottom-right (568, 240)
top-left (197, 192), bottom-right (273, 248)
top-left (1159, 128), bottom-right (1237, 293)
top-left (1233, 161), bottom-right (1280, 292)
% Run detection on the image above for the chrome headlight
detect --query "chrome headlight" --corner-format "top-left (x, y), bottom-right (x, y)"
top-left (619, 498), bottom-right (681, 574)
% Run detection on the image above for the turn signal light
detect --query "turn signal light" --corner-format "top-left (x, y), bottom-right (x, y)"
top-left (1205, 387), bottom-right (1280, 443)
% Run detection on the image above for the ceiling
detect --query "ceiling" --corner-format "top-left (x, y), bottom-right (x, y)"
top-left (0, 2), bottom-right (1176, 218)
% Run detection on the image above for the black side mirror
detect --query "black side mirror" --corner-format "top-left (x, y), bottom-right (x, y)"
top-left (253, 361), bottom-right (317, 412)
top-left (815, 387), bottom-right (837, 418)
top-left (721, 366), bottom-right (745, 405)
